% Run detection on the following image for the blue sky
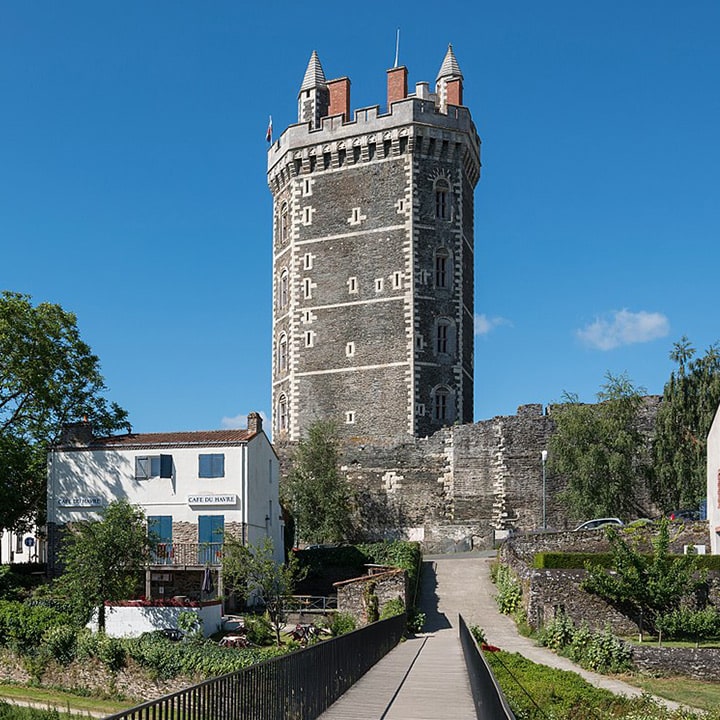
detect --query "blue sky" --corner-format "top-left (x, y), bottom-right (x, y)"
top-left (1, 2), bottom-right (719, 434)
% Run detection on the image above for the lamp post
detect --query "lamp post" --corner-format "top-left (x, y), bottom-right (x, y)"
top-left (541, 450), bottom-right (548, 529)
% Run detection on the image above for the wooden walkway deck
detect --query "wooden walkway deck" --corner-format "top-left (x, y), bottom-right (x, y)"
top-left (317, 627), bottom-right (476, 720)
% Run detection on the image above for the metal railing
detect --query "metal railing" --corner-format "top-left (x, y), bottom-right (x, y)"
top-left (458, 614), bottom-right (516, 719)
top-left (150, 543), bottom-right (223, 566)
top-left (282, 595), bottom-right (337, 612)
top-left (104, 612), bottom-right (406, 720)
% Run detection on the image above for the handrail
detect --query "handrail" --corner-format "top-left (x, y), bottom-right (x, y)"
top-left (458, 613), bottom-right (516, 719)
top-left (104, 612), bottom-right (406, 720)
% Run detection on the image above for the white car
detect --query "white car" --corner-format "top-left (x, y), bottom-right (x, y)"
top-left (574, 517), bottom-right (624, 531)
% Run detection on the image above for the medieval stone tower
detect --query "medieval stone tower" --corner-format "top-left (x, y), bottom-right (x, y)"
top-left (268, 46), bottom-right (481, 444)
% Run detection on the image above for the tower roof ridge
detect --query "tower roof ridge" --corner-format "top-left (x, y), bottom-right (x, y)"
top-left (436, 44), bottom-right (463, 82)
top-left (300, 50), bottom-right (327, 92)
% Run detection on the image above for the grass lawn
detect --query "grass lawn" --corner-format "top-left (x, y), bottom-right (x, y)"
top-left (616, 674), bottom-right (720, 713)
top-left (0, 684), bottom-right (132, 717)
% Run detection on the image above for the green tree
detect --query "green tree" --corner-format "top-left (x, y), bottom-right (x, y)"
top-left (582, 518), bottom-right (705, 639)
top-left (0, 291), bottom-right (129, 533)
top-left (652, 336), bottom-right (720, 511)
top-left (284, 421), bottom-right (353, 544)
top-left (56, 500), bottom-right (149, 631)
top-left (222, 537), bottom-right (303, 645)
top-left (549, 372), bottom-right (651, 521)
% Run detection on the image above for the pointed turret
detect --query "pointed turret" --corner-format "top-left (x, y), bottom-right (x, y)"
top-left (436, 44), bottom-right (463, 82)
top-left (298, 51), bottom-right (329, 128)
top-left (435, 44), bottom-right (464, 112)
top-left (300, 50), bottom-right (327, 92)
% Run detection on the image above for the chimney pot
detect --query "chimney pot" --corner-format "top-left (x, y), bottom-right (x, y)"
top-left (387, 66), bottom-right (408, 111)
top-left (247, 412), bottom-right (263, 434)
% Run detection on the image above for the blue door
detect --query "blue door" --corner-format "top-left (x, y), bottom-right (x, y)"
top-left (198, 515), bottom-right (224, 564)
top-left (148, 516), bottom-right (172, 564)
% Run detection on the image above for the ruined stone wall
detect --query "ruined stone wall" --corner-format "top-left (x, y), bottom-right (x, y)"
top-left (277, 399), bottom-right (665, 551)
top-left (335, 569), bottom-right (408, 626)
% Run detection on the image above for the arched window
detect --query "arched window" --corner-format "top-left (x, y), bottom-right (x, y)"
top-left (435, 248), bottom-right (451, 289)
top-left (280, 202), bottom-right (288, 242)
top-left (277, 333), bottom-right (288, 374)
top-left (276, 394), bottom-right (288, 433)
top-left (434, 179), bottom-right (450, 220)
top-left (278, 269), bottom-right (288, 310)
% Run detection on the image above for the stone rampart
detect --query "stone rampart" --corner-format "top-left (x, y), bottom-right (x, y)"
top-left (276, 399), bottom-right (673, 551)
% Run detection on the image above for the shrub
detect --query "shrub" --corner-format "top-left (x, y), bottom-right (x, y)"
top-left (95, 633), bottom-right (126, 672)
top-left (538, 613), bottom-right (631, 674)
top-left (244, 613), bottom-right (274, 646)
top-left (41, 624), bottom-right (78, 665)
top-left (0, 601), bottom-right (72, 651)
top-left (330, 612), bottom-right (356, 637)
top-left (177, 610), bottom-right (203, 641)
top-left (407, 608), bottom-right (425, 634)
top-left (469, 625), bottom-right (486, 645)
top-left (379, 597), bottom-right (405, 620)
top-left (538, 612), bottom-right (574, 651)
top-left (656, 606), bottom-right (720, 643)
top-left (494, 565), bottom-right (522, 615)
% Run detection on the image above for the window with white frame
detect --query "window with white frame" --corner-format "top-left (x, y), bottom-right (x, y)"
top-left (392, 271), bottom-right (403, 289)
top-left (347, 276), bottom-right (358, 294)
top-left (345, 411), bottom-right (356, 424)
top-left (346, 341), bottom-right (355, 357)
top-left (303, 253), bottom-right (313, 270)
top-left (375, 278), bottom-right (384, 292)
top-left (305, 330), bottom-right (315, 347)
top-left (303, 278), bottom-right (312, 299)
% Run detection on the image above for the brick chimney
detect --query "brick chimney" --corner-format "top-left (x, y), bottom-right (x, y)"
top-left (387, 66), bottom-right (408, 110)
top-left (60, 421), bottom-right (93, 446)
top-left (247, 412), bottom-right (263, 435)
top-left (445, 77), bottom-right (463, 107)
top-left (327, 77), bottom-right (351, 122)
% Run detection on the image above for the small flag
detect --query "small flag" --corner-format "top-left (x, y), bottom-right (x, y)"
top-left (266, 115), bottom-right (273, 143)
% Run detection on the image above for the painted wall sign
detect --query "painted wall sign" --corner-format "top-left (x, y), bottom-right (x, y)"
top-left (187, 494), bottom-right (238, 506)
top-left (58, 496), bottom-right (104, 507)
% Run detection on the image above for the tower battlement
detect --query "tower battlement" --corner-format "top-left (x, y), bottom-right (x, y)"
top-left (269, 46), bottom-right (480, 444)
top-left (268, 97), bottom-right (480, 189)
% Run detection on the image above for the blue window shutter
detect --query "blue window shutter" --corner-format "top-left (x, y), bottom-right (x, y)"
top-left (199, 455), bottom-right (211, 478)
top-left (160, 455), bottom-right (172, 478)
top-left (212, 454), bottom-right (225, 477)
top-left (136, 457), bottom-right (150, 480)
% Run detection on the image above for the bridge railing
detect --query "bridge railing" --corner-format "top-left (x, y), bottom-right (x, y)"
top-left (104, 612), bottom-right (406, 720)
top-left (458, 613), bottom-right (516, 719)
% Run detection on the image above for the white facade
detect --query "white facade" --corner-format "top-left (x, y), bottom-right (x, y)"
top-left (47, 414), bottom-right (284, 573)
top-left (0, 528), bottom-right (45, 565)
top-left (707, 404), bottom-right (720, 554)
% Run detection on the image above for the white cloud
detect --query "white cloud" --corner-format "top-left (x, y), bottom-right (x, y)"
top-left (221, 411), bottom-right (268, 429)
top-left (474, 313), bottom-right (511, 336)
top-left (577, 309), bottom-right (669, 351)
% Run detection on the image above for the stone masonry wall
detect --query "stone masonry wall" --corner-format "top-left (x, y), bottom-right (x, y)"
top-left (276, 399), bottom-right (671, 552)
top-left (499, 524), bottom-right (713, 633)
top-left (335, 569), bottom-right (408, 626)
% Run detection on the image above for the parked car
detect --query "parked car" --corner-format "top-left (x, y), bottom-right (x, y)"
top-left (668, 509), bottom-right (704, 522)
top-left (574, 517), bottom-right (624, 531)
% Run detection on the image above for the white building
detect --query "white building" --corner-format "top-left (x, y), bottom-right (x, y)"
top-left (0, 528), bottom-right (45, 565)
top-left (708, 404), bottom-right (720, 553)
top-left (47, 412), bottom-right (283, 600)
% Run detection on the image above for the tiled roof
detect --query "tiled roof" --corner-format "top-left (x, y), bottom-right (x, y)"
top-left (77, 429), bottom-right (256, 449)
top-left (300, 50), bottom-right (327, 91)
top-left (436, 44), bottom-right (463, 81)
